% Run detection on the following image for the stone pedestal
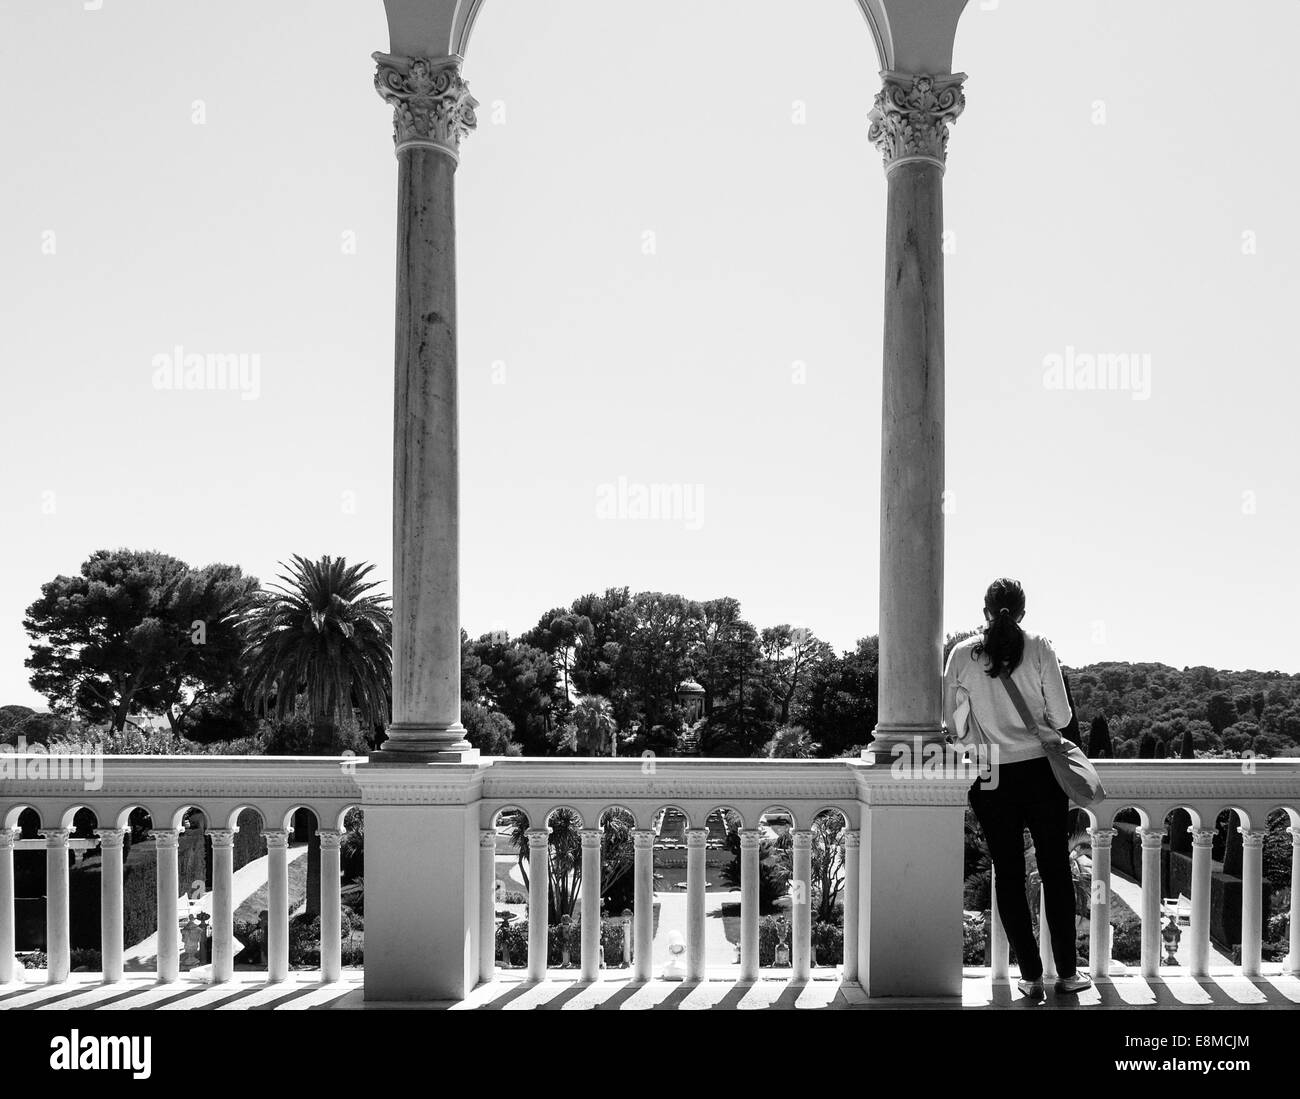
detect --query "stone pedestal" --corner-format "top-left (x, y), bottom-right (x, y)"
top-left (354, 762), bottom-right (485, 1001)
top-left (855, 768), bottom-right (967, 997)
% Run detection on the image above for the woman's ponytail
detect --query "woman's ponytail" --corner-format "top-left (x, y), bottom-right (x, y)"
top-left (972, 578), bottom-right (1027, 677)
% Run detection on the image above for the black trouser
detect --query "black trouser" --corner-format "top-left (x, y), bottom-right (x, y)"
top-left (969, 756), bottom-right (1078, 981)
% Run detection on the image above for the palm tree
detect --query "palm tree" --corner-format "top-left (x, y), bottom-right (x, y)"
top-left (239, 554), bottom-right (392, 749)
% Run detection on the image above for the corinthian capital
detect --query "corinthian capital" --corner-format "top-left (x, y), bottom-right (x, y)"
top-left (373, 53), bottom-right (478, 159)
top-left (868, 71), bottom-right (966, 173)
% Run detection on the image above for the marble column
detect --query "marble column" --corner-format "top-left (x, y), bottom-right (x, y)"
top-left (319, 829), bottom-right (343, 982)
top-left (580, 828), bottom-right (602, 982)
top-left (152, 829), bottom-right (179, 983)
top-left (208, 829), bottom-right (236, 985)
top-left (791, 829), bottom-right (813, 980)
top-left (866, 72), bottom-right (964, 754)
top-left (1189, 828), bottom-right (1214, 979)
top-left (42, 830), bottom-right (71, 984)
top-left (685, 828), bottom-right (708, 981)
top-left (1088, 828), bottom-right (1115, 979)
top-left (94, 829), bottom-right (126, 983)
top-left (0, 829), bottom-right (16, 985)
top-left (1287, 828), bottom-right (1300, 977)
top-left (1138, 827), bottom-right (1164, 979)
top-left (1240, 827), bottom-right (1266, 978)
top-left (739, 828), bottom-right (761, 981)
top-left (841, 831), bottom-right (860, 979)
top-left (479, 829), bottom-right (498, 983)
top-left (372, 53), bottom-right (478, 760)
top-left (526, 827), bottom-right (550, 982)
top-left (632, 829), bottom-right (656, 981)
top-left (264, 829), bottom-right (290, 982)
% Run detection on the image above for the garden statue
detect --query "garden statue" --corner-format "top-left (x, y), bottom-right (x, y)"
top-left (497, 911), bottom-right (516, 967)
top-left (774, 919), bottom-right (790, 968)
top-left (621, 909), bottom-right (633, 967)
top-left (1162, 913), bottom-right (1181, 966)
top-left (662, 930), bottom-right (687, 981)
top-left (559, 914), bottom-right (573, 968)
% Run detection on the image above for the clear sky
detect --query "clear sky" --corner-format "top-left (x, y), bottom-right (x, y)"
top-left (1, 0), bottom-right (1297, 711)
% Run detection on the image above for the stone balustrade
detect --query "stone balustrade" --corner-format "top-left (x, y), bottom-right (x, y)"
top-left (1, 755), bottom-right (1297, 999)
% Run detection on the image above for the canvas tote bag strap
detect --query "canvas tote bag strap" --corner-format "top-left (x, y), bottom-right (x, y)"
top-left (997, 669), bottom-right (1059, 746)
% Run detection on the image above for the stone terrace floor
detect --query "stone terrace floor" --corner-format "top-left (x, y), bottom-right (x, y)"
top-left (1, 968), bottom-right (1297, 1010)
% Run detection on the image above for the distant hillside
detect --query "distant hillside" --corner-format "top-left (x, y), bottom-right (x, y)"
top-left (1062, 662), bottom-right (1300, 758)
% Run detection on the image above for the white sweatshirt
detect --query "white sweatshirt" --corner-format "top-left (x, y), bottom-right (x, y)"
top-left (942, 629), bottom-right (1073, 765)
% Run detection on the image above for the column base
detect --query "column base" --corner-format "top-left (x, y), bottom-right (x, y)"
top-left (862, 723), bottom-right (946, 764)
top-left (379, 722), bottom-right (476, 763)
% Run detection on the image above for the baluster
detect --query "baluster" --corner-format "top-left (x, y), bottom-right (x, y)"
top-left (580, 828), bottom-right (602, 982)
top-left (989, 865), bottom-right (1009, 980)
top-left (686, 828), bottom-right (707, 981)
top-left (526, 827), bottom-right (550, 982)
top-left (632, 828), bottom-right (655, 981)
top-left (1189, 827), bottom-right (1214, 978)
top-left (208, 829), bottom-right (235, 984)
top-left (842, 831), bottom-right (861, 980)
top-left (152, 828), bottom-right (180, 983)
top-left (479, 829), bottom-right (497, 983)
top-left (1087, 828), bottom-right (1114, 980)
top-left (319, 829), bottom-right (343, 982)
top-left (42, 829), bottom-right (71, 984)
top-left (95, 828), bottom-right (126, 982)
top-left (0, 828), bottom-right (18, 985)
top-left (263, 829), bottom-right (290, 982)
top-left (1287, 827), bottom-right (1300, 978)
top-left (792, 829), bottom-right (812, 981)
top-left (1138, 827), bottom-right (1164, 979)
top-left (1240, 827), bottom-right (1266, 978)
top-left (739, 828), bottom-right (760, 981)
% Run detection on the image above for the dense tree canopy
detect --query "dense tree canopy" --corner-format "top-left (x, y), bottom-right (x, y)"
top-left (24, 549), bottom-right (257, 733)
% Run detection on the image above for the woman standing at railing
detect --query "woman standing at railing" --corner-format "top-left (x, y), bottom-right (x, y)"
top-left (942, 577), bottom-right (1093, 1000)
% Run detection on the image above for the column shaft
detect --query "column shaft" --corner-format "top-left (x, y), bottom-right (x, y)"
top-left (479, 830), bottom-right (498, 983)
top-left (632, 829), bottom-right (655, 981)
top-left (1138, 828), bottom-right (1163, 979)
top-left (0, 830), bottom-right (15, 985)
top-left (264, 830), bottom-right (289, 982)
top-left (1189, 829), bottom-right (1213, 979)
top-left (685, 829), bottom-right (707, 980)
top-left (153, 829), bottom-right (180, 983)
top-left (841, 831), bottom-right (860, 979)
top-left (739, 829), bottom-right (760, 981)
top-left (792, 830), bottom-right (812, 980)
top-left (209, 829), bottom-right (235, 984)
top-left (526, 828), bottom-right (550, 981)
top-left (1287, 828), bottom-right (1300, 978)
top-left (874, 158), bottom-right (947, 750)
top-left (319, 830), bottom-right (343, 982)
top-left (43, 830), bottom-right (71, 984)
top-left (580, 829), bottom-right (602, 982)
top-left (1240, 828), bottom-right (1265, 978)
top-left (96, 829), bottom-right (125, 983)
top-left (1088, 829), bottom-right (1114, 979)
top-left (373, 55), bottom-right (477, 759)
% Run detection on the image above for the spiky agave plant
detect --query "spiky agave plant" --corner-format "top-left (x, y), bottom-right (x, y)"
top-left (239, 555), bottom-right (392, 747)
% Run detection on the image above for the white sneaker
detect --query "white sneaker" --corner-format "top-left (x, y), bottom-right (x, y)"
top-left (1016, 977), bottom-right (1045, 1000)
top-left (1055, 972), bottom-right (1092, 994)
